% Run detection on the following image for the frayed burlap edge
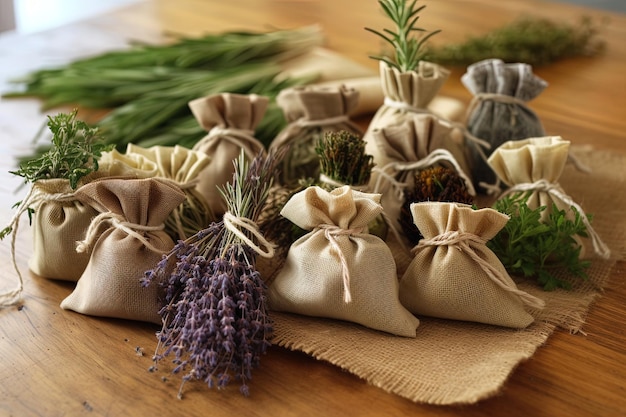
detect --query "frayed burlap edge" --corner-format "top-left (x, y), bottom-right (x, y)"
top-left (270, 146), bottom-right (626, 405)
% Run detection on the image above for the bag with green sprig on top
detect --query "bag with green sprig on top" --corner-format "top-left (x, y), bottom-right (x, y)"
top-left (60, 177), bottom-right (185, 323)
top-left (487, 136), bottom-right (610, 259)
top-left (399, 201), bottom-right (546, 328)
top-left (267, 185), bottom-right (420, 337)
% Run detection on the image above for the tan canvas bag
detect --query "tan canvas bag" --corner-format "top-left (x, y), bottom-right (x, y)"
top-left (399, 202), bottom-right (545, 328)
top-left (269, 84), bottom-right (363, 185)
top-left (189, 93), bottom-right (267, 216)
top-left (488, 136), bottom-right (610, 259)
top-left (268, 185), bottom-right (420, 337)
top-left (61, 178), bottom-right (186, 323)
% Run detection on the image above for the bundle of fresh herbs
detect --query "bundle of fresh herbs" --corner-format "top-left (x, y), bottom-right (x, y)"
top-left (427, 16), bottom-right (605, 67)
top-left (142, 150), bottom-right (281, 398)
top-left (315, 130), bottom-right (375, 189)
top-left (1, 109), bottom-right (113, 240)
top-left (488, 192), bottom-right (591, 291)
top-left (4, 27), bottom-right (324, 157)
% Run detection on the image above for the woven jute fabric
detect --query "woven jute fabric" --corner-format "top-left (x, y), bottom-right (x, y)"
top-left (270, 146), bottom-right (626, 405)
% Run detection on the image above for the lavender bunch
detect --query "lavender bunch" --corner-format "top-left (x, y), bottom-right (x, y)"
top-left (142, 150), bottom-right (281, 398)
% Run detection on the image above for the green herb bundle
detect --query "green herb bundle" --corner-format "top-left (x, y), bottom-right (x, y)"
top-left (315, 130), bottom-right (375, 188)
top-left (365, 0), bottom-right (441, 72)
top-left (4, 27), bottom-right (324, 157)
top-left (488, 192), bottom-right (591, 291)
top-left (427, 16), bottom-right (605, 67)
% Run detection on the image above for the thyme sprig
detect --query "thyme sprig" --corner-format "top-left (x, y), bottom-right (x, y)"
top-left (142, 150), bottom-right (282, 398)
top-left (488, 192), bottom-right (591, 291)
top-left (365, 0), bottom-right (441, 72)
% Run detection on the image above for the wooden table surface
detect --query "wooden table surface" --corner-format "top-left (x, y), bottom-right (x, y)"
top-left (1, 1), bottom-right (625, 416)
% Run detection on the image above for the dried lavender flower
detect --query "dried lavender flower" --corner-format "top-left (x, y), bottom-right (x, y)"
top-left (143, 150), bottom-right (282, 398)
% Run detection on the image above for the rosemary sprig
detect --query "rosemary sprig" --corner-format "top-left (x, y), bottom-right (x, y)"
top-left (488, 192), bottom-right (591, 291)
top-left (365, 0), bottom-right (441, 71)
top-left (427, 16), bottom-right (605, 67)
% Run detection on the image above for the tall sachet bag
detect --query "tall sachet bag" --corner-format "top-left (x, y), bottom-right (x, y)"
top-left (399, 202), bottom-right (545, 328)
top-left (269, 85), bottom-right (363, 185)
top-left (189, 93), bottom-right (267, 216)
top-left (370, 113), bottom-right (474, 233)
top-left (488, 136), bottom-right (610, 259)
top-left (267, 185), bottom-right (420, 337)
top-left (363, 60), bottom-right (450, 173)
top-left (61, 178), bottom-right (186, 323)
top-left (462, 58), bottom-right (547, 191)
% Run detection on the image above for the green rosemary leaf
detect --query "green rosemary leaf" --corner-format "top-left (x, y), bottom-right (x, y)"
top-left (365, 0), bottom-right (440, 72)
top-left (488, 192), bottom-right (592, 291)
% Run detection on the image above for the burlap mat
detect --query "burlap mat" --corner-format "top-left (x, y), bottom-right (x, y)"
top-left (270, 146), bottom-right (626, 405)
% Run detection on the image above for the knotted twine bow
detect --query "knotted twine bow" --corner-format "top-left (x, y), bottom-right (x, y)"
top-left (76, 212), bottom-right (167, 255)
top-left (223, 211), bottom-right (276, 259)
top-left (317, 224), bottom-right (365, 304)
top-left (498, 179), bottom-right (611, 259)
top-left (413, 230), bottom-right (546, 310)
top-left (0, 186), bottom-right (76, 306)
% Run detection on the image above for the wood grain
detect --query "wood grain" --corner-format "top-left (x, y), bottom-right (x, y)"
top-left (1, 1), bottom-right (625, 416)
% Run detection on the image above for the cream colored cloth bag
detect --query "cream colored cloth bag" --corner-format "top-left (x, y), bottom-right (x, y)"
top-left (124, 144), bottom-right (212, 240)
top-left (370, 114), bottom-right (475, 233)
top-left (269, 84), bottom-right (363, 185)
top-left (488, 136), bottom-right (610, 259)
top-left (363, 61), bottom-right (450, 170)
top-left (268, 185), bottom-right (420, 337)
top-left (189, 93), bottom-right (267, 216)
top-left (98, 148), bottom-right (158, 178)
top-left (61, 178), bottom-right (186, 323)
top-left (25, 179), bottom-right (98, 281)
top-left (399, 202), bottom-right (545, 328)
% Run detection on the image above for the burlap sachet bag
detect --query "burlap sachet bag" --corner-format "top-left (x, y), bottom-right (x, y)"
top-left (370, 113), bottom-right (475, 232)
top-left (269, 84), bottom-right (363, 185)
top-left (189, 93), bottom-right (267, 216)
top-left (60, 178), bottom-right (186, 323)
top-left (462, 58), bottom-right (547, 191)
top-left (363, 60), bottom-right (450, 169)
top-left (267, 185), bottom-right (420, 337)
top-left (123, 144), bottom-right (212, 240)
top-left (18, 178), bottom-right (98, 282)
top-left (488, 136), bottom-right (610, 259)
top-left (399, 202), bottom-right (545, 328)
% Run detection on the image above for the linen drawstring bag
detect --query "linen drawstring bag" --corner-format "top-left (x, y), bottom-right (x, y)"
top-left (267, 185), bottom-right (420, 337)
top-left (98, 148), bottom-right (158, 179)
top-left (269, 84), bottom-right (363, 185)
top-left (2, 178), bottom-right (99, 284)
top-left (488, 136), bottom-right (610, 259)
top-left (363, 60), bottom-right (450, 170)
top-left (189, 93), bottom-right (267, 216)
top-left (61, 178), bottom-right (186, 323)
top-left (462, 58), bottom-right (547, 191)
top-left (124, 144), bottom-right (213, 240)
top-left (399, 202), bottom-right (545, 328)
top-left (370, 114), bottom-right (475, 233)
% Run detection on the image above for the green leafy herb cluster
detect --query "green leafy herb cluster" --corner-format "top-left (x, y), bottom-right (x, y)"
top-left (365, 0), bottom-right (441, 72)
top-left (427, 16), bottom-right (605, 67)
top-left (315, 130), bottom-right (375, 187)
top-left (10, 109), bottom-right (112, 189)
top-left (488, 192), bottom-right (591, 291)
